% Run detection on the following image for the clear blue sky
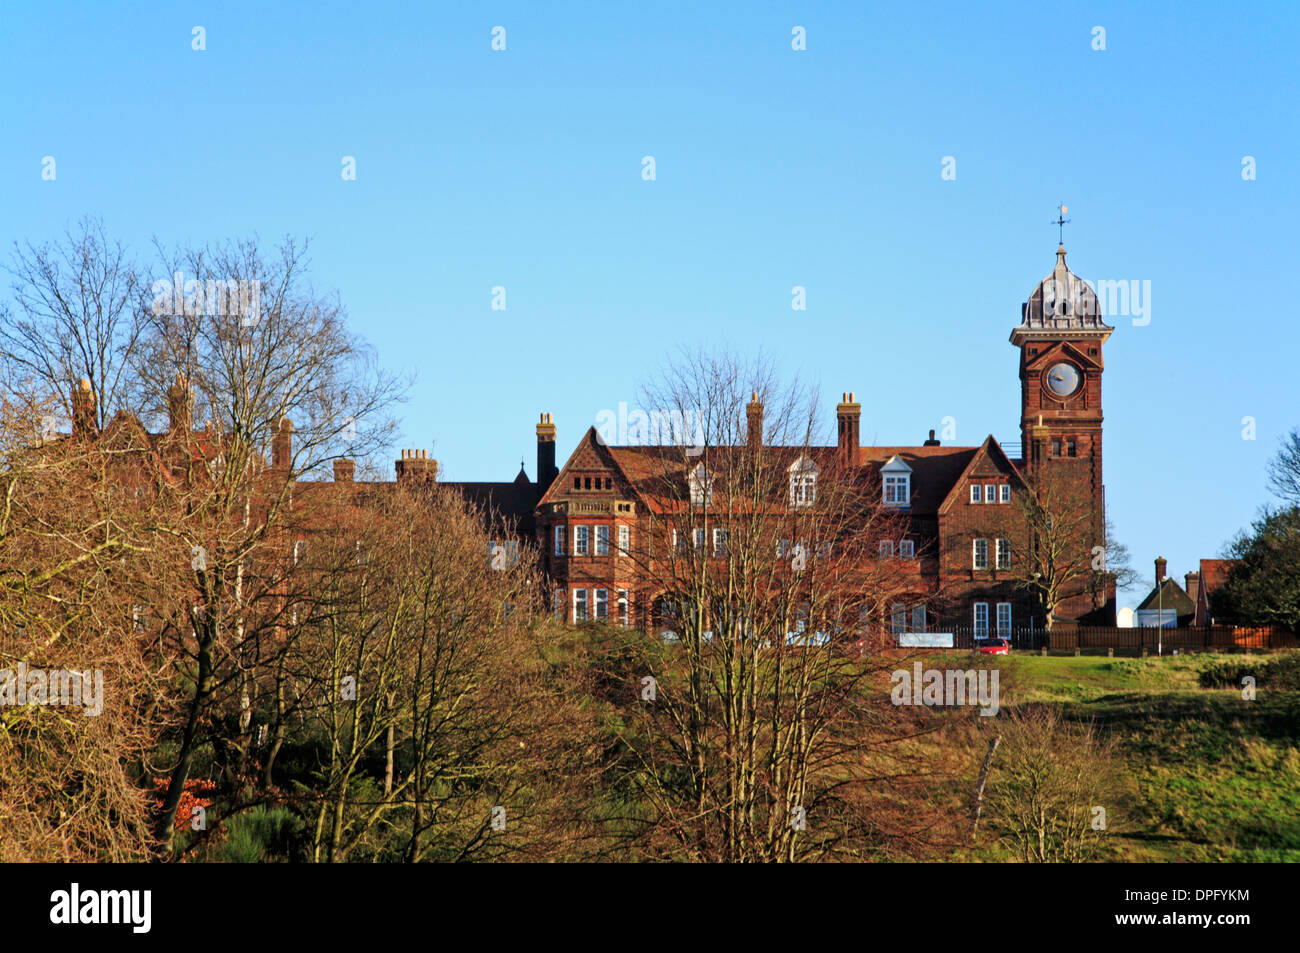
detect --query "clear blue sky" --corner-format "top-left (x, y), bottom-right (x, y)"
top-left (2, 1), bottom-right (1297, 605)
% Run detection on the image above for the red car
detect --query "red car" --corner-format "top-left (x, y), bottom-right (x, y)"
top-left (976, 637), bottom-right (1010, 655)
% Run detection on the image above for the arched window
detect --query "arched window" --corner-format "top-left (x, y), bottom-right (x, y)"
top-left (688, 462), bottom-right (714, 507)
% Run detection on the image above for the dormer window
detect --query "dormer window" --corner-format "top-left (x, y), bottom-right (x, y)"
top-left (688, 462), bottom-right (714, 507)
top-left (880, 455), bottom-right (912, 508)
top-left (788, 456), bottom-right (818, 507)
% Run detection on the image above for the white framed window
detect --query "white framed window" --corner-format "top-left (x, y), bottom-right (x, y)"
top-left (891, 603), bottom-right (907, 636)
top-left (595, 525), bottom-right (610, 555)
top-left (574, 588), bottom-right (589, 622)
top-left (777, 539), bottom-right (791, 557)
top-left (879, 539), bottom-right (894, 558)
top-left (553, 525), bottom-right (565, 556)
top-left (713, 528), bottom-right (729, 556)
top-left (996, 538), bottom-right (1010, 570)
top-left (693, 528), bottom-right (705, 551)
top-left (617, 524), bottom-right (630, 555)
top-left (293, 539), bottom-right (305, 564)
top-left (574, 525), bottom-right (590, 556)
top-left (911, 603), bottom-right (926, 632)
top-left (789, 457), bottom-right (819, 507)
top-left (689, 463), bottom-right (714, 507)
top-left (595, 588), bottom-right (608, 620)
top-left (974, 602), bottom-right (989, 636)
top-left (973, 538), bottom-right (989, 570)
top-left (881, 455), bottom-right (911, 507)
top-left (617, 590), bottom-right (630, 627)
top-left (999, 484), bottom-right (1011, 503)
top-left (984, 484), bottom-right (996, 504)
top-left (996, 602), bottom-right (1012, 636)
top-left (899, 539), bottom-right (915, 559)
top-left (970, 484), bottom-right (982, 504)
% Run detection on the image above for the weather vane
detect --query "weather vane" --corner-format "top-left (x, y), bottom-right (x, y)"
top-left (1051, 202), bottom-right (1070, 245)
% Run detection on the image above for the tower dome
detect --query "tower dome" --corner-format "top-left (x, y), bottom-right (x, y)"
top-left (1010, 245), bottom-right (1114, 348)
top-left (1020, 245), bottom-right (1108, 329)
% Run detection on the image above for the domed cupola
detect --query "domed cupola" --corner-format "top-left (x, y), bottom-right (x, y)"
top-left (1011, 244), bottom-right (1112, 346)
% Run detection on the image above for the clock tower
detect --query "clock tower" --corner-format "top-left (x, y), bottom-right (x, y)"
top-left (1011, 242), bottom-right (1114, 618)
top-left (1011, 242), bottom-right (1112, 485)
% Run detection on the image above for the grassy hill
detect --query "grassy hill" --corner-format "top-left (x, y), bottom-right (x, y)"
top-left (964, 652), bottom-right (1300, 862)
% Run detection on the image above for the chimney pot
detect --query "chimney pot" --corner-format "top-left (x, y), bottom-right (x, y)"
top-left (1155, 557), bottom-right (1167, 583)
top-left (536, 412), bottom-right (559, 496)
top-left (836, 391), bottom-right (861, 464)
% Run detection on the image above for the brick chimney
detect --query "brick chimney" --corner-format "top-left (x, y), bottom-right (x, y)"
top-left (746, 392), bottom-right (763, 449)
top-left (536, 413), bottom-right (558, 495)
top-left (1155, 556), bottom-right (1167, 584)
top-left (396, 448), bottom-right (437, 484)
top-left (272, 417), bottom-right (293, 470)
top-left (923, 429), bottom-right (940, 447)
top-left (1185, 571), bottom-right (1200, 608)
top-left (167, 372), bottom-right (193, 435)
top-left (836, 392), bottom-right (860, 466)
top-left (71, 378), bottom-right (97, 437)
top-left (333, 458), bottom-right (355, 482)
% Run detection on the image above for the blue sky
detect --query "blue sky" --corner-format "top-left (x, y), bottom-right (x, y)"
top-left (2, 1), bottom-right (1297, 605)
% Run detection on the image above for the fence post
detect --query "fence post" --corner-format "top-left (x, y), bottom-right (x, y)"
top-left (1040, 646), bottom-right (1046, 657)
top-left (1108, 647), bottom-right (1113, 658)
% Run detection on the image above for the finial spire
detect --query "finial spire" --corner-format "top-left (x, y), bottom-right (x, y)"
top-left (1051, 202), bottom-right (1070, 247)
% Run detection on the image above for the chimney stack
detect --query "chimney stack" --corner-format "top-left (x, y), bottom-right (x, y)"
top-left (1155, 557), bottom-right (1167, 584)
top-left (333, 458), bottom-right (355, 482)
top-left (746, 392), bottom-right (763, 449)
top-left (1185, 571), bottom-right (1200, 608)
top-left (836, 392), bottom-right (860, 466)
top-left (923, 429), bottom-right (940, 447)
top-left (167, 372), bottom-right (193, 435)
top-left (71, 378), bottom-right (97, 437)
top-left (272, 417), bottom-right (293, 470)
top-left (536, 413), bottom-right (558, 495)
top-left (396, 448), bottom-right (437, 485)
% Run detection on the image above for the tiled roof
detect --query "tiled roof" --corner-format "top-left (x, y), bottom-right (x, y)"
top-left (1136, 578), bottom-right (1196, 614)
top-left (1199, 558), bottom-right (1236, 593)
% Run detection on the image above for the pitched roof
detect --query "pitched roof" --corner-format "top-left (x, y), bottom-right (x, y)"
top-left (1136, 577), bottom-right (1196, 614)
top-left (571, 431), bottom-right (986, 517)
top-left (1199, 558), bottom-right (1236, 593)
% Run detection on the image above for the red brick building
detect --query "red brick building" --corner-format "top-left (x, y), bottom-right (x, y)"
top-left (523, 244), bottom-right (1117, 637)
top-left (49, 245), bottom-right (1117, 642)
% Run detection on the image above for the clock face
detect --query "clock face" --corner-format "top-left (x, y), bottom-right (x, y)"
top-left (1046, 362), bottom-right (1080, 397)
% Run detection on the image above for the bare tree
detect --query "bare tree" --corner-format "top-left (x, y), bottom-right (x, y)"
top-left (1267, 426), bottom-right (1300, 507)
top-left (0, 401), bottom-right (170, 860)
top-left (135, 234), bottom-right (407, 851)
top-left (602, 349), bottom-right (942, 861)
top-left (284, 484), bottom-right (596, 862)
top-left (982, 706), bottom-right (1119, 862)
top-left (1, 217), bottom-right (145, 431)
top-left (1008, 465), bottom-right (1119, 627)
